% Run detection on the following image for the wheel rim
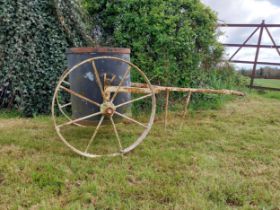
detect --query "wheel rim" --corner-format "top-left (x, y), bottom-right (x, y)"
top-left (52, 56), bottom-right (156, 158)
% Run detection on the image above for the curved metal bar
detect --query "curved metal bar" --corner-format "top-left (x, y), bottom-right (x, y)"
top-left (57, 99), bottom-right (84, 128)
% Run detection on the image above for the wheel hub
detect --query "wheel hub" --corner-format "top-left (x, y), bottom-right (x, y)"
top-left (100, 102), bottom-right (116, 116)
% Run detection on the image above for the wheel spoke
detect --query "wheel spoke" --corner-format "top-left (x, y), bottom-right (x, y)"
top-left (62, 80), bottom-right (70, 86)
top-left (60, 102), bottom-right (71, 108)
top-left (110, 116), bottom-right (123, 152)
top-left (58, 107), bottom-right (84, 127)
top-left (56, 97), bottom-right (84, 127)
top-left (57, 111), bottom-right (102, 128)
top-left (84, 115), bottom-right (104, 153)
top-left (60, 85), bottom-right (100, 107)
top-left (110, 65), bottom-right (131, 102)
top-left (92, 61), bottom-right (106, 100)
top-left (114, 111), bottom-right (147, 128)
top-left (115, 93), bottom-right (152, 108)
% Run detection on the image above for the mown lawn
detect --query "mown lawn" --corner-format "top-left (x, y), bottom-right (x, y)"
top-left (0, 91), bottom-right (280, 209)
top-left (254, 79), bottom-right (280, 89)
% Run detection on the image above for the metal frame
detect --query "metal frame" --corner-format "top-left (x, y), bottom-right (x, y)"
top-left (218, 20), bottom-right (280, 90)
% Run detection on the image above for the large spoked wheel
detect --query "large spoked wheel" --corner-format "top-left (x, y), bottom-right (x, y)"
top-left (52, 56), bottom-right (156, 158)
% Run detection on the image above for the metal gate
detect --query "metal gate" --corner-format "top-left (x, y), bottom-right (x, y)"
top-left (218, 20), bottom-right (280, 91)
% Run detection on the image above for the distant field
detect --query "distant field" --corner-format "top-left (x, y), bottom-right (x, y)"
top-left (253, 79), bottom-right (280, 89)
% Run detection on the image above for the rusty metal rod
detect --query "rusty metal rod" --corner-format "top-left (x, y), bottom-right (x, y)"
top-left (218, 23), bottom-right (280, 27)
top-left (180, 91), bottom-right (192, 129)
top-left (164, 90), bottom-right (170, 130)
top-left (265, 26), bottom-right (280, 57)
top-left (105, 84), bottom-right (245, 96)
top-left (250, 20), bottom-right (265, 87)
top-left (228, 26), bottom-right (260, 61)
top-left (225, 60), bottom-right (280, 66)
top-left (223, 44), bottom-right (280, 48)
top-left (249, 85), bottom-right (280, 91)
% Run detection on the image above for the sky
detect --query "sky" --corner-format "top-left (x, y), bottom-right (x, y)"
top-left (201, 0), bottom-right (280, 69)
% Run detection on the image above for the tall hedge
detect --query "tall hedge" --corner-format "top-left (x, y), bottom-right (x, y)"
top-left (82, 0), bottom-right (224, 88)
top-left (0, 0), bottom-right (92, 116)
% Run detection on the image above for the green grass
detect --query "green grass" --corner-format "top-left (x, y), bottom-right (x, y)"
top-left (1, 91), bottom-right (280, 209)
top-left (0, 109), bottom-right (21, 119)
top-left (254, 78), bottom-right (280, 89)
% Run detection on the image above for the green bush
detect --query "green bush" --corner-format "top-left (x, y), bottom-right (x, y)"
top-left (82, 0), bottom-right (245, 111)
top-left (189, 63), bottom-right (247, 110)
top-left (82, 0), bottom-right (247, 108)
top-left (82, 0), bottom-right (224, 88)
top-left (0, 0), bottom-right (92, 116)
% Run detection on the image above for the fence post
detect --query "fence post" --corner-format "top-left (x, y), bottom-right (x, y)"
top-left (250, 20), bottom-right (265, 88)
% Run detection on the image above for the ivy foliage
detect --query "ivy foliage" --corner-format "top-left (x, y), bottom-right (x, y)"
top-left (0, 0), bottom-right (92, 116)
top-left (82, 0), bottom-right (225, 88)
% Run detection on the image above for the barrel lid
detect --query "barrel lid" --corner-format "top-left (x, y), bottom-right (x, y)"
top-left (66, 47), bottom-right (130, 54)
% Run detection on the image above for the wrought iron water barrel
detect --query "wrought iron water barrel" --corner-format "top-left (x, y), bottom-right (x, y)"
top-left (66, 47), bottom-right (131, 123)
